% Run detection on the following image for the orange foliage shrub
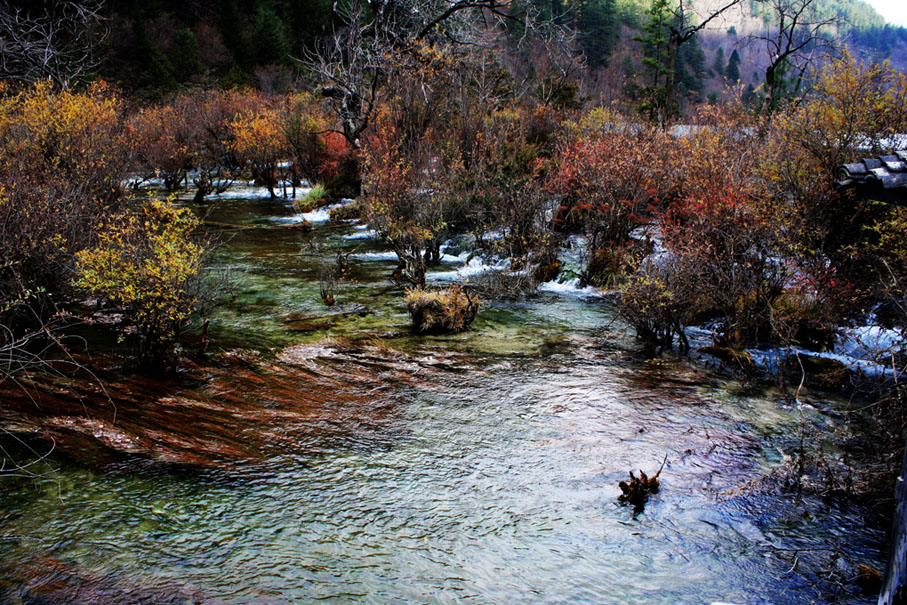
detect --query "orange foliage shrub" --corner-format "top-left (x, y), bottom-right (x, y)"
top-left (361, 117), bottom-right (446, 286)
top-left (128, 97), bottom-right (198, 190)
top-left (227, 98), bottom-right (289, 198)
top-left (464, 107), bottom-right (555, 265)
top-left (283, 95), bottom-right (358, 197)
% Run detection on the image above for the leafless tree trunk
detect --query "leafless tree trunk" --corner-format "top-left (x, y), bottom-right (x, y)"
top-left (0, 0), bottom-right (107, 87)
top-left (749, 0), bottom-right (837, 113)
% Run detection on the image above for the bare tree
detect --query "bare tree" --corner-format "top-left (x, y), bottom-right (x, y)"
top-left (305, 0), bottom-right (520, 148)
top-left (506, 21), bottom-right (584, 107)
top-left (749, 0), bottom-right (837, 113)
top-left (0, 0), bottom-right (107, 87)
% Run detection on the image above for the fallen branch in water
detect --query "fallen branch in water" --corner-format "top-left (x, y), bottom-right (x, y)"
top-left (618, 454), bottom-right (668, 513)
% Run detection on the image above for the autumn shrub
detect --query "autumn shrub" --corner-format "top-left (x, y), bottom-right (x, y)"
top-left (681, 101), bottom-right (765, 201)
top-left (362, 117), bottom-right (450, 287)
top-left (283, 99), bottom-right (325, 185)
top-left (660, 187), bottom-right (787, 349)
top-left (768, 290), bottom-right (839, 352)
top-left (405, 285), bottom-right (480, 334)
top-left (74, 200), bottom-right (207, 370)
top-left (128, 97), bottom-right (199, 190)
top-left (329, 200), bottom-right (362, 222)
top-left (227, 98), bottom-right (289, 198)
top-left (187, 89), bottom-right (265, 201)
top-left (468, 270), bottom-right (540, 302)
top-left (284, 97), bottom-right (359, 197)
top-left (0, 81), bottom-right (129, 326)
top-left (763, 52), bottom-right (907, 312)
top-left (617, 256), bottom-right (706, 354)
top-left (549, 112), bottom-right (677, 286)
top-left (465, 107), bottom-right (558, 268)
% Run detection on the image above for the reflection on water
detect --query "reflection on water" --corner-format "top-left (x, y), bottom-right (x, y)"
top-left (0, 196), bottom-right (887, 603)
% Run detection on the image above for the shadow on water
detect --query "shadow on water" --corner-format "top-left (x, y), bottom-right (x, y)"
top-left (0, 193), bottom-right (891, 603)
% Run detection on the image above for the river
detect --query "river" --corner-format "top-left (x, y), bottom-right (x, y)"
top-left (0, 191), bottom-right (890, 603)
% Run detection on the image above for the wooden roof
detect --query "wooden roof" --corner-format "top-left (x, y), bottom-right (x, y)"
top-left (838, 151), bottom-right (907, 205)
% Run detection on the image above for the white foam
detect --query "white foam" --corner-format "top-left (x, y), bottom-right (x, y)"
top-left (429, 255), bottom-right (510, 281)
top-left (691, 321), bottom-right (904, 379)
top-left (538, 277), bottom-right (603, 298)
top-left (272, 201), bottom-right (347, 225)
top-left (344, 228), bottom-right (378, 240)
top-left (351, 251), bottom-right (398, 261)
top-left (195, 181), bottom-right (303, 200)
top-left (837, 325), bottom-right (904, 359)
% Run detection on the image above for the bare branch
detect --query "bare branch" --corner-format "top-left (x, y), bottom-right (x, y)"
top-left (0, 0), bottom-right (108, 87)
top-left (301, 0), bottom-right (551, 147)
top-left (747, 0), bottom-right (838, 112)
top-left (671, 0), bottom-right (743, 45)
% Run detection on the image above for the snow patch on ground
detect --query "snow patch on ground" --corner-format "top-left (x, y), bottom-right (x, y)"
top-left (690, 322), bottom-right (903, 379)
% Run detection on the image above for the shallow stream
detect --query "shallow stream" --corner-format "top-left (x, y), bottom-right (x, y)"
top-left (0, 193), bottom-right (890, 603)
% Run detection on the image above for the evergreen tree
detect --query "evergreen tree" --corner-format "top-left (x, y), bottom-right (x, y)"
top-left (623, 54), bottom-right (636, 77)
top-left (725, 49), bottom-right (741, 81)
top-left (129, 17), bottom-right (177, 90)
top-left (575, 0), bottom-right (619, 69)
top-left (253, 1), bottom-right (288, 65)
top-left (219, 0), bottom-right (253, 70)
top-left (634, 0), bottom-right (674, 121)
top-left (675, 34), bottom-right (706, 99)
top-left (287, 0), bottom-right (334, 55)
top-left (713, 47), bottom-right (725, 76)
top-left (167, 28), bottom-right (202, 82)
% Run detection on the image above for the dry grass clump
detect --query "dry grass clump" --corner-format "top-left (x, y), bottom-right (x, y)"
top-left (405, 285), bottom-right (480, 334)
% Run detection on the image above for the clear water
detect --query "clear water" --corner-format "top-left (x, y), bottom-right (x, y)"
top-left (0, 195), bottom-right (888, 603)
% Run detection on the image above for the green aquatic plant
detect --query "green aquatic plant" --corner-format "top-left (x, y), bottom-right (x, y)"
top-left (293, 183), bottom-right (328, 212)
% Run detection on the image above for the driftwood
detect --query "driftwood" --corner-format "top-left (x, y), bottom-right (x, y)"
top-left (618, 455), bottom-right (667, 513)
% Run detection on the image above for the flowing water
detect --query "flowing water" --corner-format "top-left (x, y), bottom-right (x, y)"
top-left (0, 193), bottom-right (891, 603)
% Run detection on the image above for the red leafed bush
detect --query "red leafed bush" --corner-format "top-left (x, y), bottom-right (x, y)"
top-left (661, 186), bottom-right (787, 348)
top-left (549, 119), bottom-right (675, 285)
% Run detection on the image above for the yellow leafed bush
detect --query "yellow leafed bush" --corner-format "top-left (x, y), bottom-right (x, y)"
top-left (74, 200), bottom-right (205, 369)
